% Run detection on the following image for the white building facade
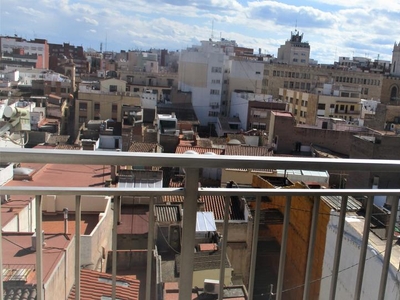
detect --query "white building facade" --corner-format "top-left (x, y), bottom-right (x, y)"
top-left (178, 40), bottom-right (232, 125)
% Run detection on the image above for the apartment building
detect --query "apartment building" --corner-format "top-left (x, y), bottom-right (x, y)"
top-left (76, 78), bottom-right (141, 130)
top-left (49, 42), bottom-right (88, 75)
top-left (276, 30), bottom-right (311, 66)
top-left (279, 83), bottom-right (365, 125)
top-left (0, 36), bottom-right (49, 69)
top-left (178, 40), bottom-right (232, 125)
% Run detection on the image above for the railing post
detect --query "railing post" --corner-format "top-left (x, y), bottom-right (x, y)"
top-left (329, 195), bottom-right (348, 300)
top-left (354, 195), bottom-right (373, 300)
top-left (378, 196), bottom-right (400, 300)
top-left (75, 195), bottom-right (81, 300)
top-left (112, 196), bottom-right (121, 300)
top-left (0, 196), bottom-right (3, 298)
top-left (35, 195), bottom-right (43, 300)
top-left (276, 196), bottom-right (292, 300)
top-left (248, 195), bottom-right (261, 299)
top-left (179, 168), bottom-right (199, 300)
top-left (146, 196), bottom-right (156, 300)
top-left (219, 195), bottom-right (231, 299)
top-left (303, 196), bottom-right (320, 300)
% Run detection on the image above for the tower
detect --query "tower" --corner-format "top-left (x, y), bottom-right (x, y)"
top-left (391, 42), bottom-right (400, 77)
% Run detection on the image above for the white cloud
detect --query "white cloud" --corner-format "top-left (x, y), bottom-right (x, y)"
top-left (1, 1), bottom-right (399, 63)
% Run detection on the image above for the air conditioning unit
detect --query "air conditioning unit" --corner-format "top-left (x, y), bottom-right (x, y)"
top-left (204, 279), bottom-right (219, 294)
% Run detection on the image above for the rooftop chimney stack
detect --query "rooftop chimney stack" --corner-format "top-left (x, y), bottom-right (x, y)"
top-left (63, 208), bottom-right (69, 234)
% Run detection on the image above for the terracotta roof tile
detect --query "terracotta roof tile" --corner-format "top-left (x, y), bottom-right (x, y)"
top-left (128, 142), bottom-right (158, 152)
top-left (225, 145), bottom-right (271, 156)
top-left (163, 176), bottom-right (244, 220)
top-left (175, 146), bottom-right (223, 155)
top-left (68, 269), bottom-right (140, 300)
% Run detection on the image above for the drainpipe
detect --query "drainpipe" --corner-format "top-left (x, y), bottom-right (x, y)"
top-left (63, 208), bottom-right (69, 234)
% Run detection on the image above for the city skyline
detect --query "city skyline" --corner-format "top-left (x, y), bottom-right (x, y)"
top-left (1, 0), bottom-right (400, 64)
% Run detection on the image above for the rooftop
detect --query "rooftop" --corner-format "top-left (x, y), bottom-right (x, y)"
top-left (2, 232), bottom-right (72, 284)
top-left (68, 269), bottom-right (140, 300)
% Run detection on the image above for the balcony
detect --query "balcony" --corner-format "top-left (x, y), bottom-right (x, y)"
top-left (1, 148), bottom-right (400, 300)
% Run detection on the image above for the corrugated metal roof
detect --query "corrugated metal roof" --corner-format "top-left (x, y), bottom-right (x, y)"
top-left (196, 212), bottom-right (216, 232)
top-left (155, 205), bottom-right (181, 223)
top-left (118, 171), bottom-right (163, 189)
top-left (322, 195), bottom-right (362, 212)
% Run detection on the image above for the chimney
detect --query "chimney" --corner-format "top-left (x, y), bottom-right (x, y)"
top-left (63, 208), bottom-right (69, 234)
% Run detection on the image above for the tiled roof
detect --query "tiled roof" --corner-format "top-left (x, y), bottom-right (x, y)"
top-left (225, 145), bottom-right (270, 156)
top-left (196, 138), bottom-right (213, 148)
top-left (175, 146), bottom-right (223, 155)
top-left (55, 144), bottom-right (81, 150)
top-left (68, 269), bottom-right (140, 300)
top-left (164, 176), bottom-right (244, 220)
top-left (202, 195), bottom-right (245, 221)
top-left (128, 142), bottom-right (158, 152)
top-left (3, 286), bottom-right (37, 300)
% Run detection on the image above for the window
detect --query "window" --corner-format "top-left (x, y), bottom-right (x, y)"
top-left (256, 71), bottom-right (261, 75)
top-left (208, 111), bottom-right (219, 117)
top-left (210, 89), bottom-right (220, 95)
top-left (61, 88), bottom-right (67, 93)
top-left (211, 79), bottom-right (221, 84)
top-left (340, 105), bottom-right (345, 111)
top-left (294, 52), bottom-right (298, 55)
top-left (301, 59), bottom-right (306, 63)
top-left (112, 104), bottom-right (118, 113)
top-left (51, 87), bottom-right (56, 92)
top-left (94, 103), bottom-right (100, 111)
top-left (109, 85), bottom-right (118, 92)
top-left (293, 58), bottom-right (298, 62)
top-left (350, 105), bottom-right (355, 111)
top-left (318, 103), bottom-right (326, 110)
top-left (79, 117), bottom-right (86, 124)
top-left (79, 102), bottom-right (87, 111)
top-left (211, 67), bottom-right (222, 73)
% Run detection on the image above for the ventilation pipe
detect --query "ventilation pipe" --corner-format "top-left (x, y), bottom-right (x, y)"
top-left (63, 208), bottom-right (69, 234)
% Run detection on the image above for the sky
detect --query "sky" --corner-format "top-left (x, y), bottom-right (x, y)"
top-left (1, 0), bottom-right (400, 64)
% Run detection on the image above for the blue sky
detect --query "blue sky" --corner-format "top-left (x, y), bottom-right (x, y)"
top-left (1, 0), bottom-right (399, 63)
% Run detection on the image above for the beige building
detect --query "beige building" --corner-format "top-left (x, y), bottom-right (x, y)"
top-left (76, 78), bottom-right (141, 129)
top-left (277, 30), bottom-right (310, 66)
top-left (279, 88), bottom-right (318, 124)
top-left (280, 84), bottom-right (365, 125)
top-left (262, 63), bottom-right (384, 101)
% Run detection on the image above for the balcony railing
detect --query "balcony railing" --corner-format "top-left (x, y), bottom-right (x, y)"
top-left (1, 148), bottom-right (400, 300)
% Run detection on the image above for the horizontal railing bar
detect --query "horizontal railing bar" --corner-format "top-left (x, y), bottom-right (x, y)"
top-left (1, 187), bottom-right (400, 197)
top-left (2, 148), bottom-right (400, 172)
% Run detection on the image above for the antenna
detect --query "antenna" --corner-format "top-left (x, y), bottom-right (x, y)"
top-left (295, 19), bottom-right (298, 31)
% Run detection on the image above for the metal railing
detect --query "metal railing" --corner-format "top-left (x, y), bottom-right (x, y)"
top-left (1, 148), bottom-right (400, 300)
